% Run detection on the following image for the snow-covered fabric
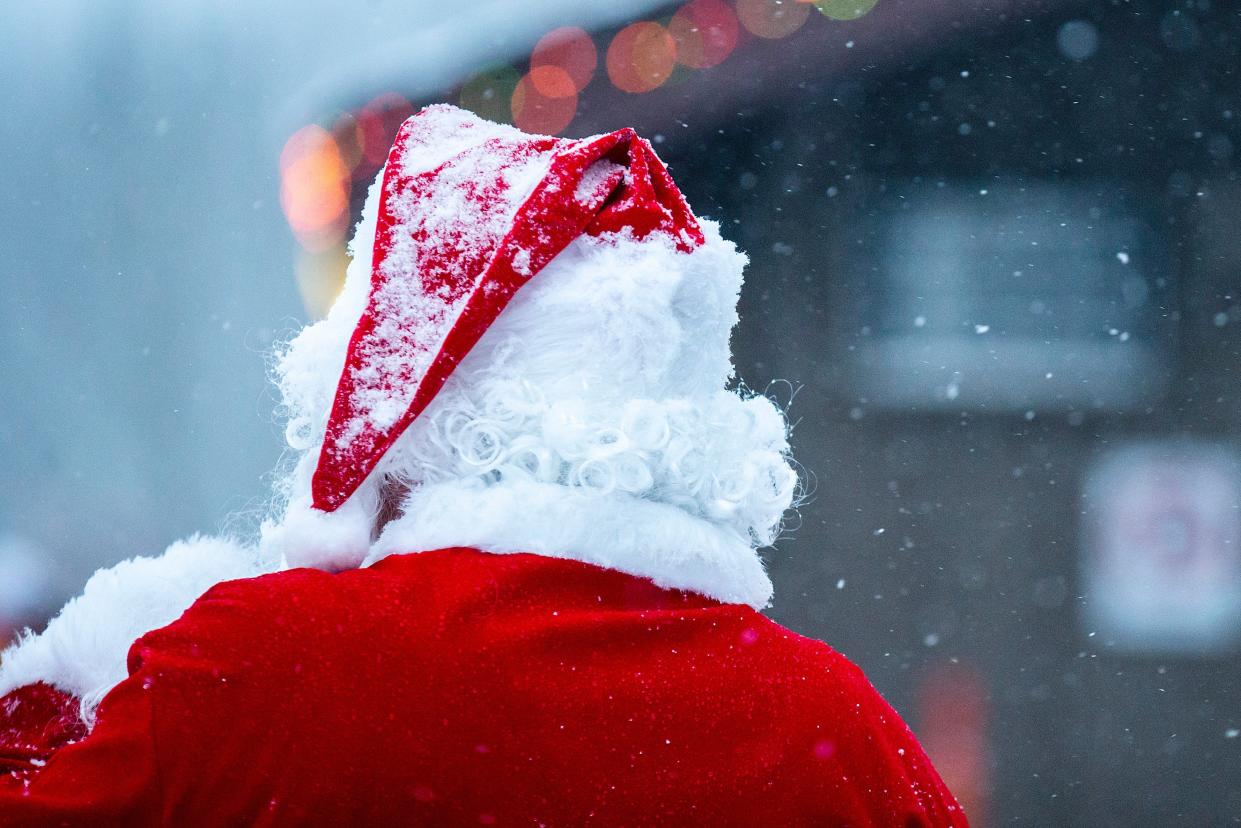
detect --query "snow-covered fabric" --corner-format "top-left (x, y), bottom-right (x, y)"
top-left (0, 536), bottom-right (273, 717)
top-left (0, 549), bottom-right (968, 826)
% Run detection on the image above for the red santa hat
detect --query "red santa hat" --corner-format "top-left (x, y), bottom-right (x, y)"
top-left (312, 104), bottom-right (705, 512)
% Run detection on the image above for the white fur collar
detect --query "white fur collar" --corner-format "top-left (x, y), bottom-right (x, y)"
top-left (369, 478), bottom-right (774, 609)
top-left (1, 485), bottom-right (772, 717)
top-left (0, 536), bottom-right (274, 717)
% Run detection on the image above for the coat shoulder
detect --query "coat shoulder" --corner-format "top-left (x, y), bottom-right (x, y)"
top-left (734, 614), bottom-right (968, 826)
top-left (118, 550), bottom-right (967, 826)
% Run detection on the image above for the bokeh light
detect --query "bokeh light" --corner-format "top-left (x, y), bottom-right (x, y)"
top-left (669, 0), bottom-right (740, 70)
top-left (607, 22), bottom-right (678, 94)
top-left (527, 65), bottom-right (578, 99)
top-left (357, 93), bottom-right (414, 168)
top-left (736, 0), bottom-right (811, 39)
top-left (280, 125), bottom-right (350, 252)
top-left (810, 0), bottom-right (879, 20)
top-left (459, 65), bottom-right (522, 124)
top-left (511, 69), bottom-right (578, 135)
top-left (531, 27), bottom-right (597, 94)
top-left (1057, 20), bottom-right (1100, 61)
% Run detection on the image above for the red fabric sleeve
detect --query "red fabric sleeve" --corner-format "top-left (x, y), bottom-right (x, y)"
top-left (0, 551), bottom-right (967, 826)
top-left (0, 676), bottom-right (164, 826)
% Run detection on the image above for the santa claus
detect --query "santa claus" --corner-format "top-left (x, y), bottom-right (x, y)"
top-left (0, 105), bottom-right (966, 826)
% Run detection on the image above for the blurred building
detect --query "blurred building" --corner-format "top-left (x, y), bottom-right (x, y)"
top-left (3, 0), bottom-right (1241, 824)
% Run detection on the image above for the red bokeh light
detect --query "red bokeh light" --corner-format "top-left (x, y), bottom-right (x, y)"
top-left (531, 26), bottom-right (597, 94)
top-left (606, 21), bottom-right (677, 94)
top-left (669, 0), bottom-right (740, 69)
top-left (357, 92), bottom-right (415, 168)
top-left (917, 664), bottom-right (991, 827)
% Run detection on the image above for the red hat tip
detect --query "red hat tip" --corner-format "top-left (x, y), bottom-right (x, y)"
top-left (311, 107), bottom-right (703, 512)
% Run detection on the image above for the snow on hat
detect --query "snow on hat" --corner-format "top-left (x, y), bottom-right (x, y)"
top-left (313, 104), bottom-right (705, 512)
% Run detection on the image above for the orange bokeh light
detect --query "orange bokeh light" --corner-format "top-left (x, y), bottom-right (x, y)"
top-left (669, 0), bottom-right (739, 69)
top-left (280, 125), bottom-right (350, 251)
top-left (606, 21), bottom-right (677, 94)
top-left (736, 0), bottom-right (811, 39)
top-left (531, 26), bottom-right (597, 94)
top-left (512, 69), bottom-right (578, 135)
top-left (528, 64), bottom-right (579, 99)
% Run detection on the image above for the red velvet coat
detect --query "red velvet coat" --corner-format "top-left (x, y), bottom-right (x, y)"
top-left (0, 548), bottom-right (966, 826)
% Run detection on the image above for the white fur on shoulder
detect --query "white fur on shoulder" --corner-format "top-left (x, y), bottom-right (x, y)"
top-left (369, 478), bottom-right (774, 609)
top-left (0, 535), bottom-right (275, 716)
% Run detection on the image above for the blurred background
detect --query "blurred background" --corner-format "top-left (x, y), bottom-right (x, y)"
top-left (2, 0), bottom-right (1240, 823)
